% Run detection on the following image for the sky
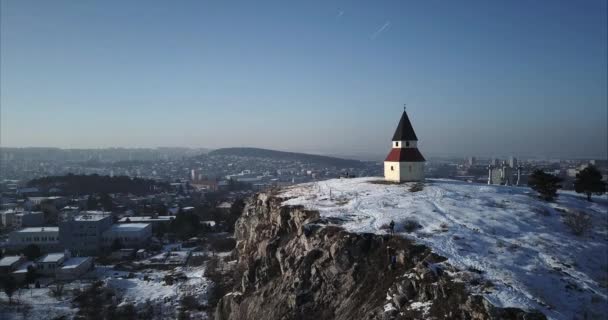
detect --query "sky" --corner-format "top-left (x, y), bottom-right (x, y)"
top-left (1, 0), bottom-right (607, 160)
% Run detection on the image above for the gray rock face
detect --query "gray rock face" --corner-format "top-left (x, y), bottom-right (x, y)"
top-left (215, 192), bottom-right (546, 320)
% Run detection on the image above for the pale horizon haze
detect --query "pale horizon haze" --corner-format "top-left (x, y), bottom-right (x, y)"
top-left (1, 0), bottom-right (607, 159)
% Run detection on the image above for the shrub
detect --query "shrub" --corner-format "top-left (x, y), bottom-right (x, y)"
top-left (209, 237), bottom-right (236, 252)
top-left (50, 282), bottom-right (65, 298)
top-left (574, 165), bottom-right (607, 202)
top-left (403, 219), bottom-right (422, 232)
top-left (181, 295), bottom-right (199, 310)
top-left (563, 211), bottom-right (592, 236)
top-left (528, 169), bottom-right (562, 201)
top-left (409, 183), bottom-right (424, 193)
top-left (2, 275), bottom-right (17, 304)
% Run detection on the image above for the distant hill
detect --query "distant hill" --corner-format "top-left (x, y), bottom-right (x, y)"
top-left (208, 148), bottom-right (366, 168)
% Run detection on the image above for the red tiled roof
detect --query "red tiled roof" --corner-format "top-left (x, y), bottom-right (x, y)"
top-left (384, 148), bottom-right (426, 162)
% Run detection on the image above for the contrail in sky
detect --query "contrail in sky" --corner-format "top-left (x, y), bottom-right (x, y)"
top-left (371, 21), bottom-right (391, 39)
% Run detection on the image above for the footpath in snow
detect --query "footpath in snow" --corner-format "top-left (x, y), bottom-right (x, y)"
top-left (281, 177), bottom-right (608, 320)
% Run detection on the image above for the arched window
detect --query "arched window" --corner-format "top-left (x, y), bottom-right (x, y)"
top-left (406, 141), bottom-right (410, 147)
top-left (395, 142), bottom-right (399, 147)
top-left (390, 166), bottom-right (394, 171)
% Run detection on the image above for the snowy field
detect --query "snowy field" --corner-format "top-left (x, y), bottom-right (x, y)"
top-left (0, 264), bottom-right (211, 320)
top-left (100, 265), bottom-right (211, 319)
top-left (0, 282), bottom-right (81, 320)
top-left (281, 178), bottom-right (608, 320)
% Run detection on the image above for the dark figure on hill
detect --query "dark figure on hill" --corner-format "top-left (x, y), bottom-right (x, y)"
top-left (389, 220), bottom-right (395, 235)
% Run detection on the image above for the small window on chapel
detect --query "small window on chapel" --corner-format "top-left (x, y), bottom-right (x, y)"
top-left (391, 166), bottom-right (394, 171)
top-left (406, 141), bottom-right (410, 147)
top-left (395, 142), bottom-right (399, 147)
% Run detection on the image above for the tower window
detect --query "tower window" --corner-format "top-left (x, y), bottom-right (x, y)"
top-left (406, 141), bottom-right (410, 147)
top-left (390, 166), bottom-right (394, 171)
top-left (395, 142), bottom-right (399, 147)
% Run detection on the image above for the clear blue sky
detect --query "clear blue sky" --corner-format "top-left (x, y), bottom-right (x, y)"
top-left (1, 0), bottom-right (606, 159)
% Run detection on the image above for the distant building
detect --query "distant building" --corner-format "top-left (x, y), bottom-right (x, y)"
top-left (59, 212), bottom-right (113, 255)
top-left (488, 161), bottom-right (522, 186)
top-left (467, 157), bottom-right (476, 167)
top-left (8, 227), bottom-right (61, 252)
top-left (56, 257), bottom-right (94, 281)
top-left (191, 179), bottom-right (219, 192)
top-left (37, 252), bottom-right (68, 276)
top-left (216, 202), bottom-right (232, 212)
top-left (567, 168), bottom-right (579, 178)
top-left (16, 187), bottom-right (40, 196)
top-left (509, 156), bottom-right (518, 168)
top-left (59, 206), bottom-right (80, 222)
top-left (15, 211), bottom-right (45, 228)
top-left (0, 255), bottom-right (26, 274)
top-left (1, 209), bottom-right (17, 227)
top-left (11, 261), bottom-right (35, 282)
top-left (25, 196), bottom-right (67, 210)
top-left (118, 215), bottom-right (175, 228)
top-left (102, 223), bottom-right (152, 249)
top-left (1, 210), bottom-right (45, 228)
top-left (384, 109), bottom-right (425, 182)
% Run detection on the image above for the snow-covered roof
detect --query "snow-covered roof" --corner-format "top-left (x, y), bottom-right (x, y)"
top-left (0, 256), bottom-right (22, 267)
top-left (108, 223), bottom-right (150, 232)
top-left (38, 253), bottom-right (66, 263)
top-left (118, 216), bottom-right (175, 223)
top-left (16, 227), bottom-right (59, 233)
top-left (13, 261), bottom-right (35, 274)
top-left (74, 212), bottom-right (111, 221)
top-left (217, 202), bottom-right (232, 209)
top-left (60, 257), bottom-right (91, 269)
top-left (280, 177), bottom-right (608, 320)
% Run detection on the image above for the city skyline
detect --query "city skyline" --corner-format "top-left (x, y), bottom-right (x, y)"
top-left (1, 0), bottom-right (607, 159)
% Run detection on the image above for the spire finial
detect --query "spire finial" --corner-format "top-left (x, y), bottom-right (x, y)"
top-left (403, 103), bottom-right (406, 111)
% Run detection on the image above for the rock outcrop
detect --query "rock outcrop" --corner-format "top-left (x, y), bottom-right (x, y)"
top-left (215, 191), bottom-right (546, 320)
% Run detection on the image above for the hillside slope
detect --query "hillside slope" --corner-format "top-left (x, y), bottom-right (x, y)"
top-left (217, 190), bottom-right (547, 320)
top-left (208, 147), bottom-right (366, 168)
top-left (278, 178), bottom-right (607, 319)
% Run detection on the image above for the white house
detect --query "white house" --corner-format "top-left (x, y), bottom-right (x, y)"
top-left (0, 255), bottom-right (25, 274)
top-left (8, 227), bottom-right (61, 252)
top-left (102, 223), bottom-right (152, 248)
top-left (56, 257), bottom-right (94, 281)
top-left (37, 252), bottom-right (68, 275)
top-left (384, 109), bottom-right (426, 182)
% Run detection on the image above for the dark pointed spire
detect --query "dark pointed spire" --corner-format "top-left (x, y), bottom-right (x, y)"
top-left (392, 110), bottom-right (418, 141)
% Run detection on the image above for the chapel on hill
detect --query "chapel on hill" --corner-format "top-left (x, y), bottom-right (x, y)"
top-left (384, 109), bottom-right (426, 182)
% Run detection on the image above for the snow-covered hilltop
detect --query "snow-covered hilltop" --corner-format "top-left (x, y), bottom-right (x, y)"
top-left (280, 177), bottom-right (608, 320)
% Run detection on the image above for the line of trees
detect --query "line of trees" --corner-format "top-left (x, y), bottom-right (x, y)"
top-left (27, 173), bottom-right (170, 196)
top-left (528, 165), bottom-right (606, 202)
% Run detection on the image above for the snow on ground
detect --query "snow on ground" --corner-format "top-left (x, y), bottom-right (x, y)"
top-left (100, 264), bottom-right (211, 319)
top-left (0, 282), bottom-right (81, 320)
top-left (281, 177), bottom-right (608, 320)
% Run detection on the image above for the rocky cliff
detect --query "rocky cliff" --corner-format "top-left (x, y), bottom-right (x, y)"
top-left (215, 191), bottom-right (546, 320)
